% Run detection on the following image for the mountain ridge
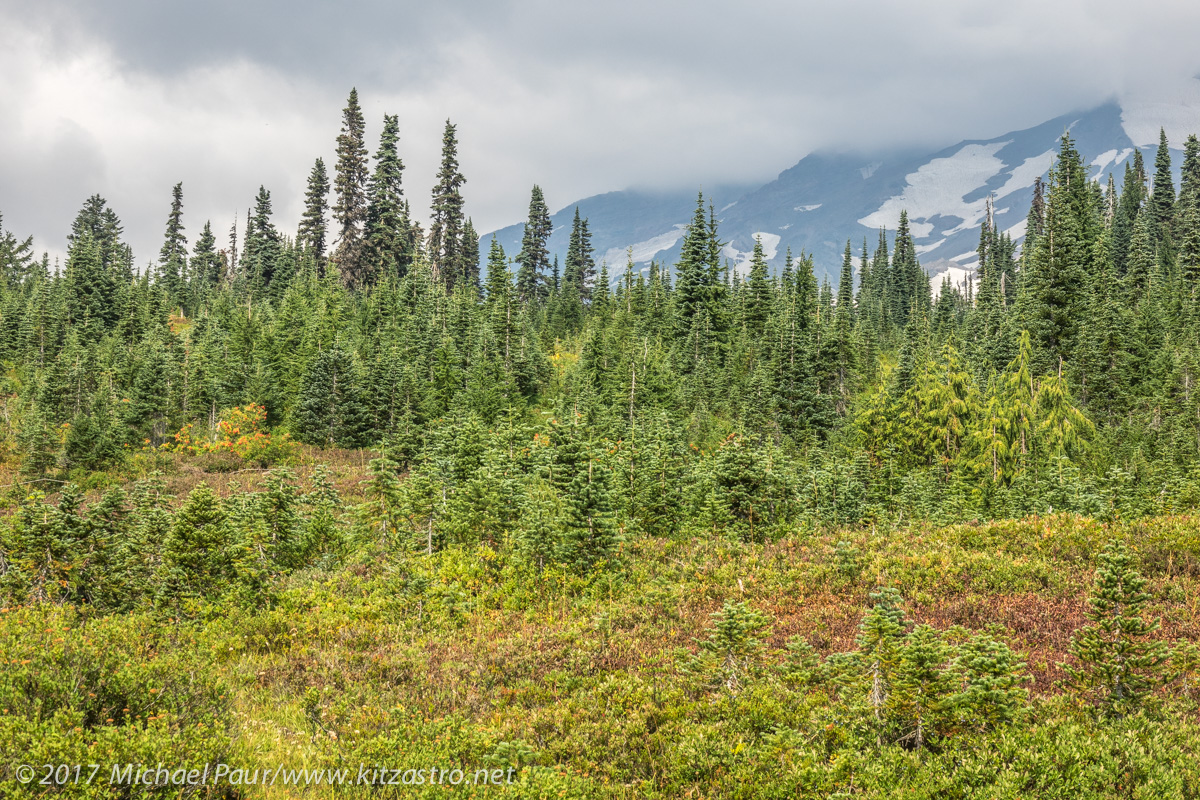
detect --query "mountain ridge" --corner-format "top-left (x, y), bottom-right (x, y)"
top-left (482, 87), bottom-right (1200, 287)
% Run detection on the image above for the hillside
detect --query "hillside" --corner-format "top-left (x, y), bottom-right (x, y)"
top-left (485, 82), bottom-right (1200, 285)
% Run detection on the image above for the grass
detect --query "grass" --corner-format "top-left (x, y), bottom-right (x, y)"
top-left (182, 514), bottom-right (1200, 796)
top-left (5, 456), bottom-right (1200, 796)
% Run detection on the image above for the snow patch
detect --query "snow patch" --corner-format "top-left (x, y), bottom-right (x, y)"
top-left (601, 224), bottom-right (687, 266)
top-left (994, 150), bottom-right (1055, 201)
top-left (915, 238), bottom-right (946, 255)
top-left (1005, 218), bottom-right (1028, 241)
top-left (907, 220), bottom-right (935, 238)
top-left (858, 142), bottom-right (1010, 237)
top-left (794, 204), bottom-right (822, 212)
top-left (950, 251), bottom-right (977, 262)
top-left (1090, 148), bottom-right (1133, 177)
top-left (929, 265), bottom-right (976, 299)
top-left (860, 161), bottom-right (883, 179)
top-left (719, 201), bottom-right (737, 213)
top-left (723, 232), bottom-right (782, 276)
top-left (779, 223), bottom-right (792, 230)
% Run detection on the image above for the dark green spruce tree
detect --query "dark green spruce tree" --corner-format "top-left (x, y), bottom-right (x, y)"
top-left (298, 157), bottom-right (330, 269)
top-left (515, 185), bottom-right (552, 303)
top-left (157, 182), bottom-right (187, 301)
top-left (333, 88), bottom-right (370, 289)
top-left (428, 119), bottom-right (467, 292)
top-left (363, 113), bottom-right (413, 283)
top-left (295, 344), bottom-right (371, 448)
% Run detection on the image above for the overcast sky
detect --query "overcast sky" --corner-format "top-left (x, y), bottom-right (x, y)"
top-left (3, 0), bottom-right (1200, 267)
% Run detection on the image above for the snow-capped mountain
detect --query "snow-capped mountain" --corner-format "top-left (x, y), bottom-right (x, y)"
top-left (483, 82), bottom-right (1200, 288)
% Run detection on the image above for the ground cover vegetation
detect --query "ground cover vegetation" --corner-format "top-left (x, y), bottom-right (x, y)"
top-left (1, 91), bottom-right (1199, 797)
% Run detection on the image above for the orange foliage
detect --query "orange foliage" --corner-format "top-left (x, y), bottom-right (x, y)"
top-left (167, 404), bottom-right (298, 464)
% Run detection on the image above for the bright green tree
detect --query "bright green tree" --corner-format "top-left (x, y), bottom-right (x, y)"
top-left (679, 600), bottom-right (773, 695)
top-left (1066, 541), bottom-right (1168, 717)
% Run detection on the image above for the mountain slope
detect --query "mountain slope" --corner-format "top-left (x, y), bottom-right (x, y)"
top-left (482, 89), bottom-right (1200, 286)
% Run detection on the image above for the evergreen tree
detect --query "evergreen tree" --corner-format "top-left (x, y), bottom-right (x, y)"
top-left (889, 624), bottom-right (952, 750)
top-left (828, 239), bottom-right (857, 411)
top-left (363, 113), bottom-right (412, 284)
top-left (127, 332), bottom-right (174, 446)
top-left (64, 233), bottom-right (118, 340)
top-left (69, 194), bottom-right (131, 277)
top-left (0, 212), bottom-right (35, 287)
top-left (298, 157), bottom-right (330, 266)
top-left (1149, 129), bottom-right (1176, 244)
top-left (1112, 160), bottom-right (1145, 276)
top-left (1180, 134), bottom-right (1200, 213)
top-left (428, 119), bottom-right (467, 291)
top-left (564, 207), bottom-right (596, 302)
top-left (743, 236), bottom-right (771, 336)
top-left (559, 445), bottom-right (618, 572)
top-left (333, 88), bottom-right (369, 288)
top-left (1023, 176), bottom-right (1046, 257)
top-left (241, 186), bottom-right (282, 294)
top-left (461, 218), bottom-right (481, 294)
top-left (1033, 361), bottom-right (1094, 465)
top-left (1066, 541), bottom-right (1167, 717)
top-left (952, 631), bottom-right (1027, 732)
top-left (158, 483), bottom-right (234, 604)
top-left (889, 211), bottom-right (928, 326)
top-left (1178, 201), bottom-right (1200, 303)
top-left (295, 344), bottom-right (371, 448)
top-left (679, 600), bottom-right (773, 695)
top-left (674, 194), bottom-right (711, 337)
top-left (191, 220), bottom-right (222, 290)
top-left (157, 182), bottom-right (187, 299)
top-left (857, 588), bottom-right (907, 738)
top-left (515, 477), bottom-right (560, 573)
top-left (1017, 134), bottom-right (1095, 373)
top-left (515, 185), bottom-right (552, 303)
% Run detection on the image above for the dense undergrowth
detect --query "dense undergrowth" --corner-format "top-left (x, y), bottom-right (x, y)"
top-left (2, 473), bottom-right (1199, 797)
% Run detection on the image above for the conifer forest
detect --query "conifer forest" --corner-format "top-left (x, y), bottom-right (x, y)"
top-left (5, 90), bottom-right (1200, 798)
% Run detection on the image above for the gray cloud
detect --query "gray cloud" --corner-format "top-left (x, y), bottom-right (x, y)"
top-left (2, 0), bottom-right (1200, 267)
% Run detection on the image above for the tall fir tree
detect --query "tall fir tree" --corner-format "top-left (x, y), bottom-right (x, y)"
top-left (64, 233), bottom-right (118, 341)
top-left (743, 236), bottom-right (771, 336)
top-left (1180, 134), bottom-right (1200, 212)
top-left (69, 194), bottom-right (131, 278)
top-left (428, 119), bottom-right (467, 292)
top-left (241, 186), bottom-right (282, 295)
top-left (564, 207), bottom-right (596, 302)
top-left (0, 212), bottom-right (34, 287)
top-left (298, 157), bottom-right (330, 267)
top-left (1149, 128), bottom-right (1176, 244)
top-left (515, 185), bottom-right (552, 303)
top-left (333, 88), bottom-right (370, 288)
top-left (157, 182), bottom-right (187, 300)
top-left (829, 239), bottom-right (857, 411)
top-left (191, 220), bottom-right (222, 291)
top-left (461, 218), bottom-right (481, 294)
top-left (1017, 134), bottom-right (1096, 373)
top-left (363, 113), bottom-right (412, 284)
